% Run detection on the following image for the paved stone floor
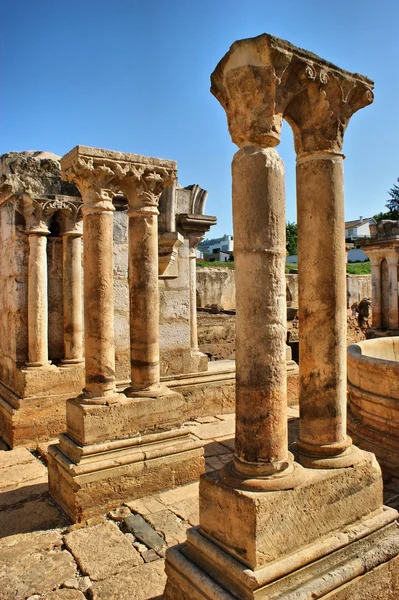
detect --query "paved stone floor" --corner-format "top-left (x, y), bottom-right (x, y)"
top-left (1, 407), bottom-right (398, 600)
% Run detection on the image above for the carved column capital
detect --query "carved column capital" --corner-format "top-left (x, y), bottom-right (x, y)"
top-left (61, 155), bottom-right (122, 213)
top-left (284, 61), bottom-right (373, 156)
top-left (211, 33), bottom-right (374, 153)
top-left (16, 194), bottom-right (54, 234)
top-left (120, 164), bottom-right (177, 216)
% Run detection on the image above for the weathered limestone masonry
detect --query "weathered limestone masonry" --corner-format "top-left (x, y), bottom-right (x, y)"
top-left (165, 34), bottom-right (399, 599)
top-left (359, 220), bottom-right (399, 335)
top-left (47, 146), bottom-right (204, 521)
top-left (0, 152), bottom-right (85, 447)
top-left (0, 150), bottom-right (236, 447)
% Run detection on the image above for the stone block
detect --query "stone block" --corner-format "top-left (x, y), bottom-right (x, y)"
top-left (63, 521), bottom-right (142, 581)
top-left (90, 559), bottom-right (166, 600)
top-left (65, 392), bottom-right (185, 446)
top-left (0, 530), bottom-right (77, 600)
top-left (0, 497), bottom-right (68, 537)
top-left (145, 509), bottom-right (189, 545)
top-left (199, 450), bottom-right (383, 570)
top-left (124, 514), bottom-right (166, 552)
top-left (48, 430), bottom-right (204, 522)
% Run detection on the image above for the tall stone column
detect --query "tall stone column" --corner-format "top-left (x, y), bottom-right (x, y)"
top-left (61, 210), bottom-right (83, 364)
top-left (285, 61), bottom-right (374, 467)
top-left (178, 209), bottom-right (217, 360)
top-left (121, 166), bottom-right (176, 396)
top-left (386, 251), bottom-right (399, 328)
top-left (27, 231), bottom-right (50, 366)
top-left (61, 155), bottom-right (121, 401)
top-left (17, 195), bottom-right (53, 367)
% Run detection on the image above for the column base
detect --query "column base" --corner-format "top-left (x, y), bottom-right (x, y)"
top-left (164, 508), bottom-right (399, 599)
top-left (164, 449), bottom-right (398, 599)
top-left (47, 428), bottom-right (204, 522)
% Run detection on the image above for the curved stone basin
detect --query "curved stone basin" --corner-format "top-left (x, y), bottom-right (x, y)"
top-left (347, 337), bottom-right (399, 475)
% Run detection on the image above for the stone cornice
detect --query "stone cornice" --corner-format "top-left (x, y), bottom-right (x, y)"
top-left (61, 146), bottom-right (177, 212)
top-left (211, 33), bottom-right (373, 151)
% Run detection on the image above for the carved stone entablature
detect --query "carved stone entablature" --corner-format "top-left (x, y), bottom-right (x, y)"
top-left (178, 214), bottom-right (217, 249)
top-left (15, 194), bottom-right (83, 235)
top-left (61, 146), bottom-right (177, 214)
top-left (358, 221), bottom-right (399, 258)
top-left (211, 33), bottom-right (373, 151)
top-left (158, 231), bottom-right (184, 279)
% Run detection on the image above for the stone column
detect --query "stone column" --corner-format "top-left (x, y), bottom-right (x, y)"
top-left (285, 63), bottom-right (374, 467)
top-left (208, 36), bottom-right (306, 489)
top-left (27, 231), bottom-right (51, 366)
top-left (386, 251), bottom-right (399, 329)
top-left (231, 146), bottom-right (291, 479)
top-left (62, 155), bottom-right (121, 402)
top-left (120, 166), bottom-right (177, 397)
top-left (188, 240), bottom-right (200, 353)
top-left (369, 254), bottom-right (383, 328)
top-left (16, 195), bottom-right (53, 367)
top-left (61, 211), bottom-right (83, 364)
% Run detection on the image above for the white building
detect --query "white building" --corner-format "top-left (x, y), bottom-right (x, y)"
top-left (345, 216), bottom-right (376, 241)
top-left (206, 234), bottom-right (234, 255)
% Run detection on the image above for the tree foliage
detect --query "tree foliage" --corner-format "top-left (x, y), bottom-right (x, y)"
top-left (374, 178), bottom-right (399, 222)
top-left (286, 222), bottom-right (298, 256)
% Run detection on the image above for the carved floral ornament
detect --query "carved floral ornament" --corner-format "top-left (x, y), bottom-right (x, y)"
top-left (62, 156), bottom-right (177, 211)
top-left (15, 194), bottom-right (82, 234)
top-left (210, 33), bottom-right (374, 152)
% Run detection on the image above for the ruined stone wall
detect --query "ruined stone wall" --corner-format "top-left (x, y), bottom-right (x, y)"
top-left (197, 268), bottom-right (372, 312)
top-left (196, 267), bottom-right (236, 310)
top-left (347, 274), bottom-right (372, 308)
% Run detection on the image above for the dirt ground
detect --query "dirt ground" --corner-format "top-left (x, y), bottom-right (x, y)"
top-left (197, 309), bottom-right (368, 362)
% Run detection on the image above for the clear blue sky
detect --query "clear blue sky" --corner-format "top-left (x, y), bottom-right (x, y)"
top-left (1, 0), bottom-right (398, 238)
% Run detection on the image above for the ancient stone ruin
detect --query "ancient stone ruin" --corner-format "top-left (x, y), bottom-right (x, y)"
top-left (359, 219), bottom-right (399, 334)
top-left (0, 31), bottom-right (398, 600)
top-left (164, 33), bottom-right (399, 599)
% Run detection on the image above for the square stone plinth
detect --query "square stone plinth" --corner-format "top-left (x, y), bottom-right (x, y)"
top-left (199, 450), bottom-right (383, 570)
top-left (164, 450), bottom-right (399, 600)
top-left (66, 392), bottom-right (186, 446)
top-left (47, 428), bottom-right (204, 522)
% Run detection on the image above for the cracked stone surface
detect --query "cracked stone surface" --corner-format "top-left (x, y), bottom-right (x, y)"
top-left (63, 521), bottom-right (142, 581)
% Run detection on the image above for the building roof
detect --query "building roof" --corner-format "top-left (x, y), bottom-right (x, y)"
top-left (345, 217), bottom-right (375, 229)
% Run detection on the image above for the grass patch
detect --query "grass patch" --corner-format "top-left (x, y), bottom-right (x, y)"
top-left (346, 261), bottom-right (371, 275)
top-left (197, 260), bottom-right (235, 269)
top-left (197, 260), bottom-right (371, 275)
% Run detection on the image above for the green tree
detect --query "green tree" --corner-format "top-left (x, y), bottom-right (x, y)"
top-left (373, 178), bottom-right (399, 222)
top-left (286, 222), bottom-right (298, 255)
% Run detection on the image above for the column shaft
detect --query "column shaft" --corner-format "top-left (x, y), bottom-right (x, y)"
top-left (370, 259), bottom-right (382, 328)
top-left (232, 146), bottom-right (288, 472)
top-left (83, 210), bottom-right (116, 398)
top-left (388, 258), bottom-right (399, 329)
top-left (188, 244), bottom-right (199, 352)
top-left (27, 233), bottom-right (50, 366)
top-left (128, 208), bottom-right (161, 392)
top-left (297, 153), bottom-right (349, 452)
top-left (62, 234), bottom-right (83, 363)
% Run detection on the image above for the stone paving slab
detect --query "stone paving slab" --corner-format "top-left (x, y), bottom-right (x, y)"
top-left (64, 521), bottom-right (142, 581)
top-left (0, 497), bottom-right (67, 538)
top-left (0, 447), bottom-right (48, 510)
top-left (185, 418), bottom-right (235, 440)
top-left (40, 590), bottom-right (86, 600)
top-left (89, 559), bottom-right (166, 600)
top-left (145, 510), bottom-right (189, 546)
top-left (0, 530), bottom-right (76, 600)
top-left (124, 514), bottom-right (166, 553)
top-left (169, 497), bottom-right (200, 526)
